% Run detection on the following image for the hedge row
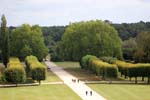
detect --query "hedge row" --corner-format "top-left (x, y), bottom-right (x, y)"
top-left (25, 55), bottom-right (46, 85)
top-left (80, 55), bottom-right (118, 78)
top-left (4, 58), bottom-right (26, 85)
top-left (115, 60), bottom-right (150, 83)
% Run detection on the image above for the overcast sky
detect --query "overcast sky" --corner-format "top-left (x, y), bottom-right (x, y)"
top-left (0, 0), bottom-right (150, 26)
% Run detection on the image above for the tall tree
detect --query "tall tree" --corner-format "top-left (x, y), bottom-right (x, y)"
top-left (10, 24), bottom-right (48, 61)
top-left (0, 15), bottom-right (9, 67)
top-left (134, 32), bottom-right (150, 62)
top-left (57, 20), bottom-right (123, 61)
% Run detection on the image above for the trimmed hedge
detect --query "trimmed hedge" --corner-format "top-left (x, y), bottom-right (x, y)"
top-left (100, 57), bottom-right (118, 64)
top-left (80, 55), bottom-right (97, 69)
top-left (80, 55), bottom-right (118, 78)
top-left (4, 58), bottom-right (26, 85)
top-left (115, 60), bottom-right (150, 83)
top-left (25, 55), bottom-right (46, 85)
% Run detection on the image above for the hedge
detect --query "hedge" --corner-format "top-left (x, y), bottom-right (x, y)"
top-left (25, 55), bottom-right (46, 85)
top-left (80, 55), bottom-right (97, 69)
top-left (4, 58), bottom-right (26, 85)
top-left (115, 60), bottom-right (150, 83)
top-left (80, 55), bottom-right (118, 78)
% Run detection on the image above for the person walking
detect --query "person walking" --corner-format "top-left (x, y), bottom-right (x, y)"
top-left (86, 91), bottom-right (88, 96)
top-left (90, 91), bottom-right (92, 96)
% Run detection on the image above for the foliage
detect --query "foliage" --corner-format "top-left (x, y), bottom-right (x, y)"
top-left (122, 38), bottom-right (137, 60)
top-left (112, 21), bottom-right (150, 40)
top-left (0, 14), bottom-right (10, 67)
top-left (115, 60), bottom-right (150, 83)
top-left (100, 57), bottom-right (118, 64)
top-left (10, 24), bottom-right (48, 61)
top-left (134, 32), bottom-right (150, 62)
top-left (4, 57), bottom-right (26, 85)
top-left (80, 55), bottom-right (118, 78)
top-left (80, 55), bottom-right (97, 69)
top-left (25, 55), bottom-right (46, 85)
top-left (57, 20), bottom-right (123, 61)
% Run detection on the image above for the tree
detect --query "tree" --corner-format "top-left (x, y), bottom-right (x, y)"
top-left (0, 15), bottom-right (9, 67)
top-left (134, 32), bottom-right (150, 62)
top-left (57, 20), bottom-right (123, 61)
top-left (10, 24), bottom-right (48, 61)
top-left (122, 38), bottom-right (137, 60)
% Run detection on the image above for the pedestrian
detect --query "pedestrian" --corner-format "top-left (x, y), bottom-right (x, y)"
top-left (74, 79), bottom-right (76, 83)
top-left (90, 91), bottom-right (92, 96)
top-left (78, 79), bottom-right (79, 83)
top-left (86, 91), bottom-right (88, 96)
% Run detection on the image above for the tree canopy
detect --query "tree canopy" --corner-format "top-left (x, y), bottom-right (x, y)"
top-left (57, 20), bottom-right (123, 61)
top-left (134, 32), bottom-right (150, 62)
top-left (10, 24), bottom-right (48, 61)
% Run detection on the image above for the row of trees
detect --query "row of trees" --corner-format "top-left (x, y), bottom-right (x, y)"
top-left (122, 31), bottom-right (150, 62)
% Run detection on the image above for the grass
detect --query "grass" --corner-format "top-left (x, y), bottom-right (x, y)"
top-left (88, 84), bottom-right (150, 100)
top-left (0, 84), bottom-right (82, 100)
top-left (42, 69), bottom-right (62, 83)
top-left (55, 62), bottom-right (101, 81)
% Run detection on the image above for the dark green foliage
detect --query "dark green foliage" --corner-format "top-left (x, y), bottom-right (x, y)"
top-left (57, 20), bottom-right (123, 61)
top-left (134, 32), bottom-right (150, 63)
top-left (0, 14), bottom-right (10, 67)
top-left (122, 38), bottom-right (137, 60)
top-left (4, 58), bottom-right (26, 85)
top-left (25, 55), bottom-right (46, 85)
top-left (112, 21), bottom-right (150, 41)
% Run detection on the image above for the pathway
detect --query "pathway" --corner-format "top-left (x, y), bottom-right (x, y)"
top-left (45, 61), bottom-right (106, 100)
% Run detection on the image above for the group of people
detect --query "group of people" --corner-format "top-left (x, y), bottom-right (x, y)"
top-left (71, 78), bottom-right (93, 96)
top-left (86, 91), bottom-right (92, 96)
top-left (72, 78), bottom-right (80, 83)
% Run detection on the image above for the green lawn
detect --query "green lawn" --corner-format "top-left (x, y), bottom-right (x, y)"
top-left (0, 84), bottom-right (81, 100)
top-left (88, 84), bottom-right (150, 100)
top-left (42, 69), bottom-right (62, 83)
top-left (55, 62), bottom-right (101, 81)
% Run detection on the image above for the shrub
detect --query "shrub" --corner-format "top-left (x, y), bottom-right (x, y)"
top-left (25, 55), bottom-right (46, 85)
top-left (80, 55), bottom-right (97, 69)
top-left (80, 55), bottom-right (118, 79)
top-left (30, 62), bottom-right (46, 85)
top-left (4, 58), bottom-right (26, 85)
top-left (92, 60), bottom-right (118, 79)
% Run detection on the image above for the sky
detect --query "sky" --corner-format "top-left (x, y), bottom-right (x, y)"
top-left (0, 0), bottom-right (150, 26)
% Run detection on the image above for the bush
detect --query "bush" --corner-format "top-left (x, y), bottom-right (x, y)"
top-left (80, 55), bottom-right (97, 69)
top-left (30, 62), bottom-right (46, 85)
top-left (4, 58), bottom-right (26, 85)
top-left (80, 55), bottom-right (118, 79)
top-left (25, 55), bottom-right (46, 85)
top-left (115, 60), bottom-right (150, 83)
top-left (92, 60), bottom-right (118, 78)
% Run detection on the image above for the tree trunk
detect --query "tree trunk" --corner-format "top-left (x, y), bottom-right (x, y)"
top-left (39, 80), bottom-right (41, 85)
top-left (148, 77), bottom-right (150, 84)
top-left (142, 77), bottom-right (144, 81)
top-left (135, 77), bottom-right (137, 84)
